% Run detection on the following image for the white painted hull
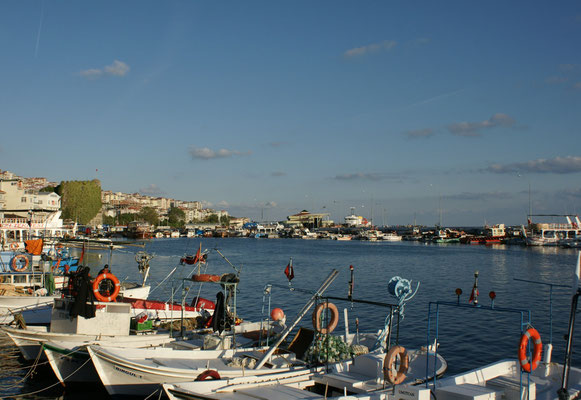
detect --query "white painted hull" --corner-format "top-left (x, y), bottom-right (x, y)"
top-left (2, 325), bottom-right (173, 361)
top-left (434, 359), bottom-right (581, 400)
top-left (88, 344), bottom-right (303, 397)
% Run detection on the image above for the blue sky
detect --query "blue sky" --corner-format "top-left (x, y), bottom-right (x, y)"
top-left (1, 1), bottom-right (581, 226)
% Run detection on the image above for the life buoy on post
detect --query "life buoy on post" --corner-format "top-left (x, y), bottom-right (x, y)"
top-left (519, 328), bottom-right (542, 373)
top-left (312, 302), bottom-right (339, 334)
top-left (11, 254), bottom-right (30, 272)
top-left (92, 273), bottom-right (121, 302)
top-left (383, 345), bottom-right (409, 385)
top-left (195, 370), bottom-right (221, 381)
top-left (191, 274), bottom-right (221, 283)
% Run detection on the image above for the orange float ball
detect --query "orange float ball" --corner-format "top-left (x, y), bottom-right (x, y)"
top-left (271, 308), bottom-right (285, 321)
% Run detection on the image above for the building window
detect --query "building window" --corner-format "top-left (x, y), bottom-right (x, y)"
top-left (21, 197), bottom-right (27, 203)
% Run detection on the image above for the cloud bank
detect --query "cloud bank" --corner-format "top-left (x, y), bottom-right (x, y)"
top-left (487, 156), bottom-right (581, 174)
top-left (448, 113), bottom-right (515, 137)
top-left (189, 147), bottom-right (251, 160)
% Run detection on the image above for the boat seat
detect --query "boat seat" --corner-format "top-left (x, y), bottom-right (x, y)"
top-left (313, 371), bottom-right (383, 394)
top-left (487, 375), bottom-right (535, 400)
top-left (349, 352), bottom-right (383, 378)
top-left (437, 384), bottom-right (501, 400)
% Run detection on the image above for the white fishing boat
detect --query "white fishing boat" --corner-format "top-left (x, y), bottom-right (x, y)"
top-left (162, 273), bottom-right (446, 400)
top-left (86, 270), bottom-right (340, 397)
top-left (2, 295), bottom-right (174, 361)
top-left (162, 346), bottom-right (445, 400)
top-left (42, 318), bottom-right (273, 386)
top-left (523, 215), bottom-right (581, 246)
top-left (425, 254), bottom-right (581, 400)
top-left (381, 231), bottom-right (402, 242)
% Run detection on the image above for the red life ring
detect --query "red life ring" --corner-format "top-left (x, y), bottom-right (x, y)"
top-left (11, 254), bottom-right (30, 272)
top-left (191, 274), bottom-right (221, 283)
top-left (519, 328), bottom-right (542, 372)
top-left (92, 273), bottom-right (121, 302)
top-left (195, 370), bottom-right (221, 381)
top-left (312, 302), bottom-right (339, 334)
top-left (383, 345), bottom-right (409, 385)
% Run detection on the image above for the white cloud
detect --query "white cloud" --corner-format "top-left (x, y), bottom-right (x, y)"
top-left (343, 40), bottom-right (397, 58)
top-left (189, 146), bottom-right (251, 160)
top-left (487, 156), bottom-right (581, 174)
top-left (79, 60), bottom-right (130, 79)
top-left (104, 60), bottom-right (130, 76)
top-left (448, 113), bottom-right (515, 137)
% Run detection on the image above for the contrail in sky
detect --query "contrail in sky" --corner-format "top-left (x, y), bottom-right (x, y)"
top-left (34, 0), bottom-right (45, 58)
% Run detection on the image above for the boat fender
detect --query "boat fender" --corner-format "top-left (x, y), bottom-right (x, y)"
top-left (519, 328), bottom-right (542, 372)
top-left (191, 274), bottom-right (221, 283)
top-left (92, 272), bottom-right (121, 302)
top-left (383, 345), bottom-right (409, 385)
top-left (195, 370), bottom-right (221, 381)
top-left (312, 302), bottom-right (339, 334)
top-left (11, 254), bottom-right (30, 272)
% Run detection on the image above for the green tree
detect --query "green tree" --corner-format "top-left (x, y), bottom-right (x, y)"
top-left (168, 206), bottom-right (185, 228)
top-left (204, 214), bottom-right (219, 223)
top-left (57, 180), bottom-right (102, 225)
top-left (138, 207), bottom-right (159, 226)
top-left (219, 215), bottom-right (231, 226)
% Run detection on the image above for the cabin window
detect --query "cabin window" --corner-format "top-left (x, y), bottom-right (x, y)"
top-left (544, 230), bottom-right (555, 238)
top-left (568, 231), bottom-right (576, 238)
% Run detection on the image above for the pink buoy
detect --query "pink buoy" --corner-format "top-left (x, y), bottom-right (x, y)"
top-left (271, 308), bottom-right (285, 321)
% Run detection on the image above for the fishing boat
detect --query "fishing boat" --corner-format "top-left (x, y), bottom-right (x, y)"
top-left (425, 256), bottom-right (581, 400)
top-left (2, 295), bottom-right (174, 361)
top-left (85, 270), bottom-right (339, 397)
top-left (161, 274), bottom-right (447, 399)
top-left (523, 215), bottom-right (581, 246)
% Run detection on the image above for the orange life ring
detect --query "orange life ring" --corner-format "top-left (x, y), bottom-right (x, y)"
top-left (312, 302), bottom-right (339, 334)
top-left (92, 273), bottom-right (121, 302)
top-left (191, 274), bottom-right (221, 283)
top-left (195, 370), bottom-right (221, 381)
top-left (10, 242), bottom-right (18, 251)
top-left (519, 328), bottom-right (542, 372)
top-left (11, 254), bottom-right (30, 272)
top-left (383, 345), bottom-right (409, 385)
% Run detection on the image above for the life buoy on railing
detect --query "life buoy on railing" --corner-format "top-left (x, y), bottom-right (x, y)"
top-left (312, 302), bottom-right (339, 334)
top-left (92, 273), bottom-right (121, 302)
top-left (191, 274), bottom-right (221, 283)
top-left (383, 345), bottom-right (409, 385)
top-left (519, 328), bottom-right (542, 372)
top-left (11, 254), bottom-right (30, 272)
top-left (195, 370), bottom-right (221, 381)
top-left (10, 242), bottom-right (18, 251)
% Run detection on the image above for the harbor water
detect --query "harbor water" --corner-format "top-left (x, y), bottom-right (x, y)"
top-left (1, 238), bottom-right (580, 398)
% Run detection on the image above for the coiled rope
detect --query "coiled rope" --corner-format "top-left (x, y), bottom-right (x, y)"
top-left (372, 276), bottom-right (420, 351)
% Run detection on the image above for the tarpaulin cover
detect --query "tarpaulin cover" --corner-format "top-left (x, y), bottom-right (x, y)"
top-left (25, 239), bottom-right (43, 255)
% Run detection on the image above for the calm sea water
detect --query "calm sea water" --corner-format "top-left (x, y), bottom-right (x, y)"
top-left (1, 238), bottom-right (580, 399)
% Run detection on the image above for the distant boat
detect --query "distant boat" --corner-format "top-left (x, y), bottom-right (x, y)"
top-left (523, 215), bottom-right (581, 246)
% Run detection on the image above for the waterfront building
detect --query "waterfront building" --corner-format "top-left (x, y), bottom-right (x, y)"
top-left (286, 210), bottom-right (332, 229)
